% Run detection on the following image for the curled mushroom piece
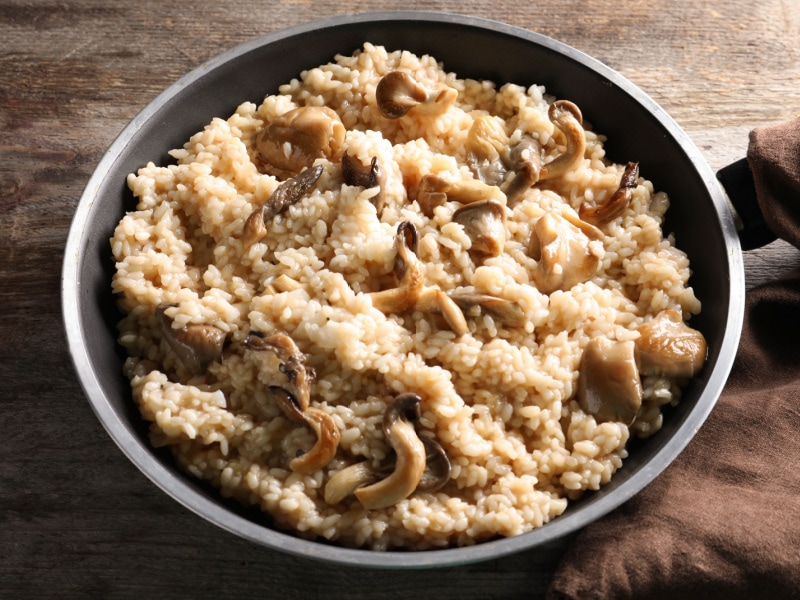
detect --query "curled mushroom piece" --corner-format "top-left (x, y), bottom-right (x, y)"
top-left (324, 461), bottom-right (380, 505)
top-left (354, 394), bottom-right (428, 510)
top-left (368, 221), bottom-right (425, 313)
top-left (254, 106), bottom-right (345, 177)
top-left (580, 162), bottom-right (640, 226)
top-left (416, 175), bottom-right (506, 218)
top-left (577, 337), bottom-right (642, 425)
top-left (341, 152), bottom-right (386, 215)
top-left (243, 165), bottom-right (324, 244)
top-left (539, 100), bottom-right (586, 181)
top-left (635, 310), bottom-right (707, 378)
top-left (448, 293), bottom-right (527, 329)
top-left (502, 137), bottom-right (544, 207)
top-left (451, 199), bottom-right (507, 257)
top-left (375, 71), bottom-right (458, 119)
top-left (289, 406), bottom-right (341, 474)
top-left (530, 210), bottom-right (604, 294)
top-left (244, 332), bottom-right (314, 412)
top-left (416, 434), bottom-right (452, 493)
top-left (156, 304), bottom-right (226, 376)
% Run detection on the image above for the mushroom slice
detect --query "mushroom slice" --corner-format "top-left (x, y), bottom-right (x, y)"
top-left (354, 394), bottom-right (427, 510)
top-left (416, 288), bottom-right (470, 336)
top-left (539, 100), bottom-right (587, 181)
top-left (579, 161), bottom-right (639, 226)
top-left (530, 210), bottom-right (604, 294)
top-left (577, 337), bottom-right (642, 425)
top-left (341, 153), bottom-right (386, 215)
top-left (244, 332), bottom-right (314, 412)
top-left (466, 115), bottom-right (511, 186)
top-left (416, 434), bottom-right (451, 493)
top-left (502, 137), bottom-right (543, 207)
top-left (324, 461), bottom-right (381, 505)
top-left (416, 174), bottom-right (506, 218)
top-left (452, 199), bottom-right (507, 257)
top-left (156, 304), bottom-right (226, 376)
top-left (368, 221), bottom-right (425, 313)
top-left (289, 406), bottom-right (341, 474)
top-left (635, 310), bottom-right (707, 378)
top-left (375, 71), bottom-right (458, 119)
top-left (243, 165), bottom-right (324, 244)
top-left (449, 293), bottom-right (527, 329)
top-left (255, 106), bottom-right (345, 177)
top-left (269, 385), bottom-right (306, 424)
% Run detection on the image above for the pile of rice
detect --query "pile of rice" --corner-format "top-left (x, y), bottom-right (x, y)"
top-left (111, 44), bottom-right (701, 550)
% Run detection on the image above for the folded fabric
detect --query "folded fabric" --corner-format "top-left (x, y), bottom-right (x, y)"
top-left (546, 117), bottom-right (800, 599)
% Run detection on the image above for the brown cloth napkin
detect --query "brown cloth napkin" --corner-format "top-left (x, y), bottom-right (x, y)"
top-left (547, 117), bottom-right (800, 600)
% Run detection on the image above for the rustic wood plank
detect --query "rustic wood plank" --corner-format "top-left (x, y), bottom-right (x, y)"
top-left (2, 0), bottom-right (799, 598)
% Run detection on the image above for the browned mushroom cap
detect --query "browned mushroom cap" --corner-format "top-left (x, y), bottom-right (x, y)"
top-left (368, 221), bottom-right (425, 313)
top-left (452, 199), bottom-right (507, 257)
top-left (354, 394), bottom-right (427, 510)
top-left (244, 332), bottom-right (314, 412)
top-left (539, 100), bottom-right (586, 181)
top-left (580, 162), bottom-right (639, 226)
top-left (416, 175), bottom-right (506, 218)
top-left (341, 153), bottom-right (386, 215)
top-left (635, 309), bottom-right (707, 378)
top-left (577, 337), bottom-right (642, 425)
top-left (156, 304), bottom-right (226, 376)
top-left (255, 106), bottom-right (345, 177)
top-left (243, 165), bottom-right (324, 244)
top-left (288, 406), bottom-right (341, 474)
top-left (530, 211), bottom-right (604, 294)
top-left (466, 115), bottom-right (510, 186)
top-left (375, 71), bottom-right (458, 119)
top-left (448, 293), bottom-right (527, 328)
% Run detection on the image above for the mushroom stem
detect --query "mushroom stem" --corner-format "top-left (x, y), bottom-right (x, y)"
top-left (289, 407), bottom-right (341, 474)
top-left (368, 221), bottom-right (425, 313)
top-left (416, 288), bottom-right (470, 336)
top-left (539, 100), bottom-right (586, 181)
top-left (448, 293), bottom-right (527, 328)
top-left (354, 394), bottom-right (428, 510)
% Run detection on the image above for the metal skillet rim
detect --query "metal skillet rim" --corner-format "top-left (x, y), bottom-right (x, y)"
top-left (62, 10), bottom-right (745, 568)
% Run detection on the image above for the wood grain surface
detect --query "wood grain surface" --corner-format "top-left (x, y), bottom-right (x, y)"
top-left (2, 1), bottom-right (799, 598)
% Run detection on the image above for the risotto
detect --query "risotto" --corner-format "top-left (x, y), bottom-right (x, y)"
top-left (111, 44), bottom-right (706, 550)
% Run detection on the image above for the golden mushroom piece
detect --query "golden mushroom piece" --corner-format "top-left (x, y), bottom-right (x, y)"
top-left (635, 309), bottom-right (707, 378)
top-left (375, 71), bottom-right (458, 119)
top-left (451, 199), bottom-right (508, 258)
top-left (577, 337), bottom-right (643, 425)
top-left (156, 304), bottom-right (226, 377)
top-left (368, 220), bottom-right (425, 314)
top-left (415, 174), bottom-right (506, 218)
top-left (529, 209), bottom-right (605, 294)
top-left (254, 106), bottom-right (345, 178)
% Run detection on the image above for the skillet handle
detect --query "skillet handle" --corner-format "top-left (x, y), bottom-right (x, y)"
top-left (716, 158), bottom-right (777, 250)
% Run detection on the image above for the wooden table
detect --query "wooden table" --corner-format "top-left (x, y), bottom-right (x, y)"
top-left (3, 1), bottom-right (799, 597)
